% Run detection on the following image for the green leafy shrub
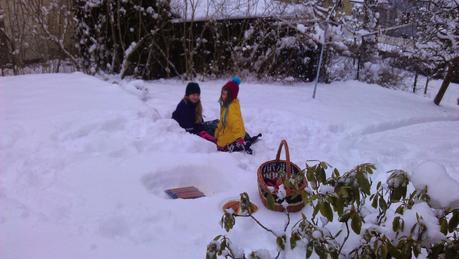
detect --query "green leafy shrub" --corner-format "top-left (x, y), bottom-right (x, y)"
top-left (206, 162), bottom-right (459, 259)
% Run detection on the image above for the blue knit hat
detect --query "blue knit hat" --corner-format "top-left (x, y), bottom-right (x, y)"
top-left (231, 75), bottom-right (241, 85)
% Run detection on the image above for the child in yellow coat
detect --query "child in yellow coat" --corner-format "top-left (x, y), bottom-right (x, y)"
top-left (215, 77), bottom-right (249, 153)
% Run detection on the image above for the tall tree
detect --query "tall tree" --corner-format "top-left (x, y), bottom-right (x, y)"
top-left (413, 0), bottom-right (459, 105)
top-left (360, 0), bottom-right (379, 63)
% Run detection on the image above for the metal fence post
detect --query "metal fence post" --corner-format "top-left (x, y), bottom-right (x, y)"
top-left (312, 24), bottom-right (328, 99)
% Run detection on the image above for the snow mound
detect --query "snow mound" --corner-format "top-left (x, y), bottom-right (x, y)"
top-left (386, 202), bottom-right (445, 245)
top-left (411, 161), bottom-right (459, 209)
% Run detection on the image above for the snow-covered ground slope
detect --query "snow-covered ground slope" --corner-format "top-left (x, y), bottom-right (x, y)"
top-left (0, 73), bottom-right (458, 258)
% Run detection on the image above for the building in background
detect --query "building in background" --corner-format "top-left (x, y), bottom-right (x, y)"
top-left (376, 0), bottom-right (431, 38)
top-left (0, 0), bottom-right (75, 74)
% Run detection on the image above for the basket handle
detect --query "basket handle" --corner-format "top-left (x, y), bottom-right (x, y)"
top-left (275, 140), bottom-right (292, 175)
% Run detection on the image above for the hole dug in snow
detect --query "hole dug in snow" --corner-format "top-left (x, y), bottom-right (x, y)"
top-left (141, 165), bottom-right (230, 199)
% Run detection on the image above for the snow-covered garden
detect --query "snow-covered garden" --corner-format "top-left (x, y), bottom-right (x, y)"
top-left (1, 73), bottom-right (458, 258)
top-left (1, 0), bottom-right (459, 257)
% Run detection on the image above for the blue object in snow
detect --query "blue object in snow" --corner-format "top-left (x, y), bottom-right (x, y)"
top-left (231, 75), bottom-right (241, 85)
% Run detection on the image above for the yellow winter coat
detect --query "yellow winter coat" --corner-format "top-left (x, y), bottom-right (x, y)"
top-left (215, 99), bottom-right (246, 148)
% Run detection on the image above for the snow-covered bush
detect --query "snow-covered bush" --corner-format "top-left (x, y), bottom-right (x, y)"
top-left (326, 56), bottom-right (356, 82)
top-left (232, 20), bottom-right (320, 81)
top-left (74, 0), bottom-right (172, 77)
top-left (72, 0), bottom-right (352, 81)
top-left (411, 0), bottom-right (459, 105)
top-left (359, 60), bottom-right (410, 88)
top-left (207, 162), bottom-right (459, 259)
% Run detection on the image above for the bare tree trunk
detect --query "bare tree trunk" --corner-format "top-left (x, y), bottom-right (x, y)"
top-left (55, 58), bottom-right (61, 73)
top-left (116, 0), bottom-right (126, 52)
top-left (120, 34), bottom-right (152, 79)
top-left (434, 61), bottom-right (457, 105)
top-left (424, 77), bottom-right (430, 95)
top-left (107, 0), bottom-right (120, 73)
top-left (412, 72), bottom-right (418, 93)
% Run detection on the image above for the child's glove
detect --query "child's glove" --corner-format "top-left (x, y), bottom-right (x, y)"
top-left (198, 131), bottom-right (216, 143)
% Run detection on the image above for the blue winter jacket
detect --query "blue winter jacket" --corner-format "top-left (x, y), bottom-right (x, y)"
top-left (172, 99), bottom-right (203, 134)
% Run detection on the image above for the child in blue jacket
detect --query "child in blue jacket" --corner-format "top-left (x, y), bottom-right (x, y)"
top-left (172, 82), bottom-right (215, 142)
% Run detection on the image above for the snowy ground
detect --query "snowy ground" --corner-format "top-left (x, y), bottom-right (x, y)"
top-left (1, 73), bottom-right (458, 258)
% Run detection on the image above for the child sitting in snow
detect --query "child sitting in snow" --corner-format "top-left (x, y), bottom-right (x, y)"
top-left (172, 82), bottom-right (215, 142)
top-left (215, 77), bottom-right (254, 153)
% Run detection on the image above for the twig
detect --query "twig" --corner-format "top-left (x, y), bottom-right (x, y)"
top-left (225, 237), bottom-right (241, 259)
top-left (338, 221), bottom-right (350, 256)
top-left (291, 218), bottom-right (303, 231)
top-left (234, 214), bottom-right (278, 238)
top-left (283, 210), bottom-right (290, 233)
top-left (274, 250), bottom-right (281, 259)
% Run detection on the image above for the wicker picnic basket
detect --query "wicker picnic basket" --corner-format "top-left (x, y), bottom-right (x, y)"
top-left (257, 140), bottom-right (307, 212)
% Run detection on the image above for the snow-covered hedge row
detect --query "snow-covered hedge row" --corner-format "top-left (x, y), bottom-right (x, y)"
top-left (200, 19), bottom-right (321, 81)
top-left (207, 162), bottom-right (459, 259)
top-left (73, 1), bottom-right (337, 81)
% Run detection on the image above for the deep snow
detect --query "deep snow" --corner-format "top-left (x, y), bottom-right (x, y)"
top-left (0, 73), bottom-right (458, 258)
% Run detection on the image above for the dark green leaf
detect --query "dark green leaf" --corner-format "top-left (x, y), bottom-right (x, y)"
top-left (388, 243), bottom-right (402, 258)
top-left (317, 168), bottom-right (327, 184)
top-left (355, 189), bottom-right (361, 205)
top-left (356, 173), bottom-right (371, 195)
top-left (381, 243), bottom-right (389, 258)
top-left (276, 235), bottom-right (286, 250)
top-left (266, 193), bottom-right (275, 210)
top-left (440, 217), bottom-right (448, 235)
top-left (331, 197), bottom-right (344, 216)
top-left (339, 212), bottom-right (351, 223)
top-left (314, 244), bottom-right (326, 259)
top-left (351, 213), bottom-right (362, 234)
top-left (371, 195), bottom-right (378, 208)
top-left (379, 196), bottom-right (388, 211)
top-left (320, 201), bottom-right (334, 222)
top-left (290, 232), bottom-right (300, 249)
top-left (313, 202), bottom-right (321, 219)
top-left (336, 186), bottom-right (350, 199)
top-left (220, 239), bottom-right (227, 251)
top-left (310, 179), bottom-right (318, 190)
top-left (332, 168), bottom-right (340, 178)
top-left (413, 244), bottom-right (421, 257)
top-left (221, 212), bottom-right (235, 232)
top-left (390, 188), bottom-right (402, 202)
top-left (448, 211), bottom-right (459, 233)
top-left (401, 186), bottom-right (408, 200)
top-left (395, 205), bottom-right (405, 215)
top-left (392, 216), bottom-right (401, 232)
top-left (306, 242), bottom-right (313, 258)
top-left (301, 190), bottom-right (310, 205)
top-left (240, 192), bottom-right (252, 214)
top-left (306, 168), bottom-right (315, 182)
